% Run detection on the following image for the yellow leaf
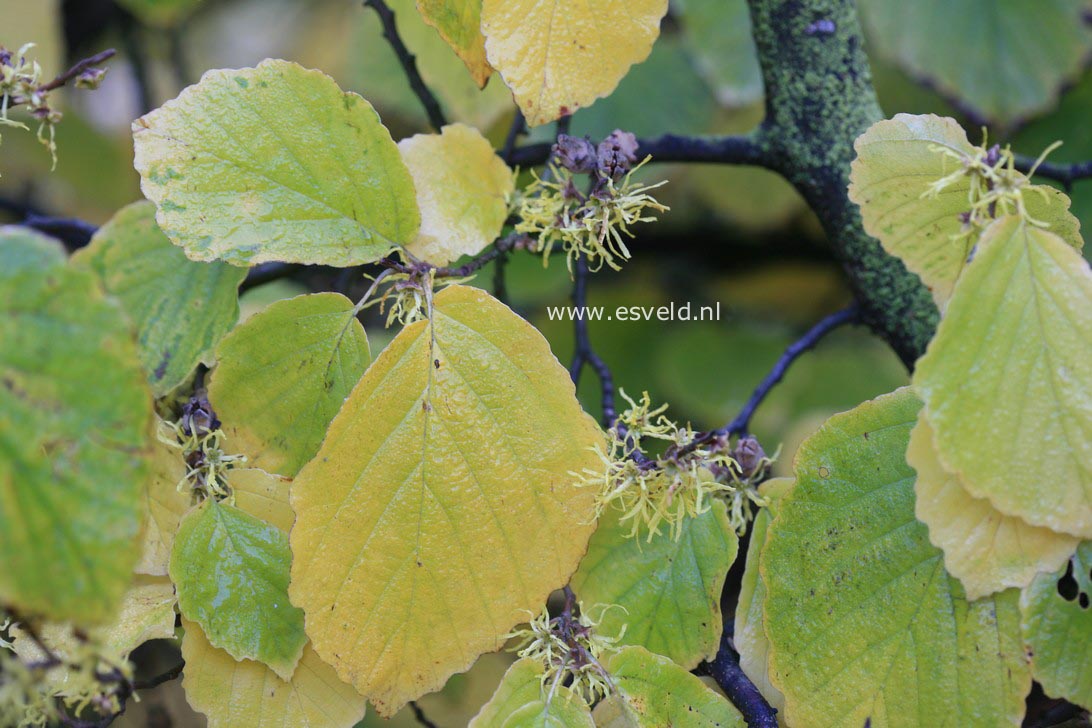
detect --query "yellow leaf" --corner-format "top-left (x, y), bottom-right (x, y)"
top-left (230, 468), bottom-right (294, 534)
top-left (135, 430), bottom-right (194, 577)
top-left (399, 123), bottom-right (514, 266)
top-left (180, 618), bottom-right (367, 728)
top-left (480, 0), bottom-right (668, 126)
top-left (417, 0), bottom-right (493, 87)
top-left (849, 114), bottom-right (1081, 308)
top-left (909, 413), bottom-right (1079, 600)
top-left (289, 284), bottom-right (602, 715)
top-left (913, 217), bottom-right (1092, 537)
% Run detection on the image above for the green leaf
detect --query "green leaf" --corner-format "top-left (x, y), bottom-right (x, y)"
top-left (733, 478), bottom-right (792, 714)
top-left (857, 0), bottom-right (1092, 124)
top-left (72, 201), bottom-right (245, 396)
top-left (1020, 542), bottom-right (1092, 710)
top-left (470, 658), bottom-right (593, 727)
top-left (289, 284), bottom-right (603, 715)
top-left (0, 228), bottom-right (151, 624)
top-left (592, 646), bottom-right (746, 727)
top-left (170, 499), bottom-right (307, 679)
top-left (398, 123), bottom-right (514, 266)
top-left (849, 114), bottom-right (1081, 307)
top-left (570, 500), bottom-right (738, 669)
top-left (674, 0), bottom-right (762, 107)
top-left (135, 430), bottom-right (194, 576)
top-left (761, 389), bottom-right (1031, 727)
top-left (208, 292), bottom-right (370, 477)
top-left (908, 413), bottom-right (1079, 600)
top-left (416, 0), bottom-right (492, 87)
top-left (133, 59), bottom-right (420, 267)
top-left (913, 216), bottom-right (1092, 537)
top-left (480, 0), bottom-right (668, 126)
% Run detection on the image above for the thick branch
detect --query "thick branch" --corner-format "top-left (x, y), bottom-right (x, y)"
top-left (509, 133), bottom-right (767, 168)
top-left (746, 0), bottom-right (937, 368)
top-left (363, 0), bottom-right (447, 131)
top-left (701, 632), bottom-right (779, 728)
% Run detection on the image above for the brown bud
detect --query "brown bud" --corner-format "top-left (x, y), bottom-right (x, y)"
top-left (733, 435), bottom-right (767, 479)
top-left (552, 134), bottom-right (598, 174)
top-left (181, 391), bottom-right (220, 437)
top-left (596, 130), bottom-right (639, 180)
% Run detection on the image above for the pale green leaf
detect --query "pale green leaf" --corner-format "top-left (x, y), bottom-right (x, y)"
top-left (230, 467), bottom-right (294, 534)
top-left (913, 216), bottom-right (1092, 537)
top-left (909, 413), bottom-right (1079, 599)
top-left (470, 658), bottom-right (593, 728)
top-left (674, 0), bottom-right (761, 107)
top-left (181, 618), bottom-right (367, 728)
top-left (170, 499), bottom-right (306, 679)
top-left (1020, 542), bottom-right (1092, 710)
top-left (849, 114), bottom-right (1081, 307)
top-left (417, 0), bottom-right (492, 87)
top-left (733, 478), bottom-right (792, 715)
top-left (480, 0), bottom-right (668, 126)
top-left (398, 123), bottom-right (514, 266)
top-left (289, 284), bottom-right (603, 715)
top-left (133, 59), bottom-right (419, 267)
top-left (72, 201), bottom-right (245, 395)
top-left (0, 228), bottom-right (151, 624)
top-left (208, 292), bottom-right (370, 477)
top-left (570, 500), bottom-right (738, 669)
top-left (858, 0), bottom-right (1092, 124)
top-left (761, 389), bottom-right (1031, 727)
top-left (592, 646), bottom-right (745, 727)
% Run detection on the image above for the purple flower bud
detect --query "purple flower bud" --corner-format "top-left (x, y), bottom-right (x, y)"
top-left (596, 130), bottom-right (639, 180)
top-left (552, 134), bottom-right (598, 174)
top-left (733, 436), bottom-right (767, 479)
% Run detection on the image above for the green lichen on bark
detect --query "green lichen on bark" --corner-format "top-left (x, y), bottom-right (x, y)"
top-left (748, 0), bottom-right (938, 367)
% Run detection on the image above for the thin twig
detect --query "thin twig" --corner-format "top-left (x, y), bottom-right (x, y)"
top-left (363, 0), bottom-right (447, 131)
top-left (1015, 154), bottom-right (1092, 192)
top-left (675, 304), bottom-right (860, 457)
top-left (408, 701), bottom-right (439, 728)
top-left (37, 49), bottom-right (116, 93)
top-left (700, 632), bottom-right (779, 728)
top-left (501, 109), bottom-right (526, 165)
top-left (509, 133), bottom-right (767, 168)
top-left (133, 661), bottom-right (184, 691)
top-left (568, 256), bottom-right (616, 427)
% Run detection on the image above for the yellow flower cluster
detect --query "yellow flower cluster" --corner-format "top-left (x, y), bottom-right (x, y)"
top-left (158, 405), bottom-right (246, 501)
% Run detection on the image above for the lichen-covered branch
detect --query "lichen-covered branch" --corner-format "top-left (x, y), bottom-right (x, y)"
top-left (745, 0), bottom-right (937, 367)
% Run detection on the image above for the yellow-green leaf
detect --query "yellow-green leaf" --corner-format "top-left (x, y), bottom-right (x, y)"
top-left (417, 0), bottom-right (492, 87)
top-left (480, 0), bottom-right (668, 126)
top-left (72, 201), bottom-right (245, 396)
top-left (170, 499), bottom-right (307, 679)
top-left (469, 658), bottom-right (593, 727)
top-left (135, 431), bottom-right (194, 577)
top-left (908, 413), bottom-right (1079, 599)
top-left (180, 618), bottom-right (367, 728)
top-left (913, 216), bottom-right (1092, 537)
top-left (570, 500), bottom-right (737, 670)
top-left (592, 646), bottom-right (745, 727)
top-left (1020, 542), bottom-right (1092, 710)
top-left (761, 389), bottom-right (1031, 727)
top-left (398, 123), bottom-right (514, 266)
top-left (289, 284), bottom-right (603, 715)
top-left (230, 468), bottom-right (294, 533)
top-left (0, 228), bottom-right (152, 624)
top-left (208, 293), bottom-right (370, 477)
top-left (733, 478), bottom-right (792, 715)
top-left (849, 114), bottom-right (1081, 307)
top-left (133, 60), bottom-right (420, 267)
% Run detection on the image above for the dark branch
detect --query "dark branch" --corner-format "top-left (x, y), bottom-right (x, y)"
top-left (1015, 154), bottom-right (1092, 191)
top-left (363, 0), bottom-right (448, 131)
top-left (21, 214), bottom-right (97, 249)
top-left (133, 661), bottom-right (184, 691)
top-left (568, 256), bottom-right (616, 427)
top-left (700, 632), bottom-right (779, 728)
top-left (509, 133), bottom-right (766, 168)
top-left (408, 701), bottom-right (439, 728)
top-left (117, 14), bottom-right (153, 115)
top-left (676, 305), bottom-right (860, 457)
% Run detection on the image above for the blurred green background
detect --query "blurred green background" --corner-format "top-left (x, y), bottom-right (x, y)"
top-left (2, 0), bottom-right (1089, 723)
